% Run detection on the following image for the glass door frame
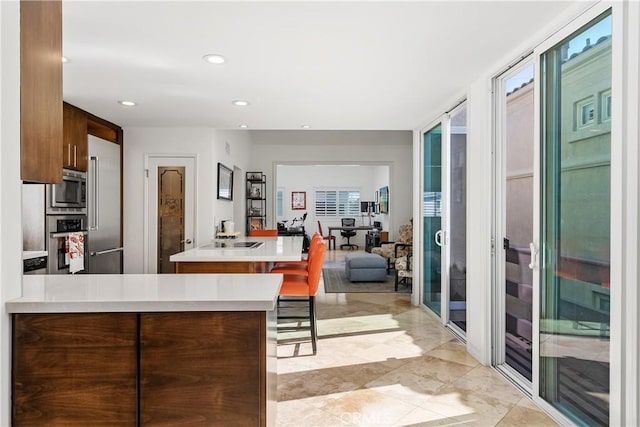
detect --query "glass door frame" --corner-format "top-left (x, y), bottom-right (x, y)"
top-left (419, 103), bottom-right (467, 337)
top-left (419, 117), bottom-right (449, 324)
top-left (445, 101), bottom-right (468, 338)
top-left (491, 57), bottom-right (536, 395)
top-left (531, 3), bottom-right (618, 425)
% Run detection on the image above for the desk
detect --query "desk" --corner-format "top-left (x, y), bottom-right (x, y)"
top-left (170, 235), bottom-right (303, 273)
top-left (327, 226), bottom-right (375, 250)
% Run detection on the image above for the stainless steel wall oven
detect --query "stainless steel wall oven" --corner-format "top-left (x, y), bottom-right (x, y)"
top-left (46, 214), bottom-right (87, 274)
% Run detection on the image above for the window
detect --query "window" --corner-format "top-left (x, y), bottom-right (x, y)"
top-left (276, 188), bottom-right (284, 218)
top-left (576, 97), bottom-right (595, 128)
top-left (601, 89), bottom-right (611, 121)
top-left (315, 189), bottom-right (360, 217)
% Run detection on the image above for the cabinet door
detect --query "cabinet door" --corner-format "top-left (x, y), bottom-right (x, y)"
top-left (63, 103), bottom-right (88, 171)
top-left (140, 312), bottom-right (265, 426)
top-left (20, 0), bottom-right (63, 183)
top-left (12, 313), bottom-right (137, 426)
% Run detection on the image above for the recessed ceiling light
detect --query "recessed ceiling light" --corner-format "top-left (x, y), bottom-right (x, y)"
top-left (301, 125), bottom-right (311, 129)
top-left (202, 54), bottom-right (226, 64)
top-left (62, 56), bottom-right (69, 63)
top-left (232, 100), bottom-right (250, 107)
top-left (239, 124), bottom-right (248, 129)
top-left (118, 100), bottom-right (137, 107)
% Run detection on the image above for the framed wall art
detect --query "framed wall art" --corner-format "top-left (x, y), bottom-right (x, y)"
top-left (379, 186), bottom-right (389, 214)
top-left (291, 191), bottom-right (306, 210)
top-left (217, 163), bottom-right (233, 200)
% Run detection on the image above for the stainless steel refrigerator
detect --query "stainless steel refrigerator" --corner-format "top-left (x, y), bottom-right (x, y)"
top-left (87, 135), bottom-right (123, 274)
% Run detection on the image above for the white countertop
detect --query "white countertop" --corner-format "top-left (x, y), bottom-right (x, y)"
top-left (170, 235), bottom-right (303, 262)
top-left (22, 251), bottom-right (48, 260)
top-left (7, 273), bottom-right (283, 313)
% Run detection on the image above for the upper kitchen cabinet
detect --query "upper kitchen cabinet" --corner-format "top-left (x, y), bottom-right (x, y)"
top-left (63, 103), bottom-right (88, 171)
top-left (20, 0), bottom-right (63, 183)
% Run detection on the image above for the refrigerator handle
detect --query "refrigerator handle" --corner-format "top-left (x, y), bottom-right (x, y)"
top-left (89, 156), bottom-right (99, 230)
top-left (90, 247), bottom-right (124, 257)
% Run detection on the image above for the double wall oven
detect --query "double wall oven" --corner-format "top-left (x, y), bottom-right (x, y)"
top-left (46, 169), bottom-right (88, 274)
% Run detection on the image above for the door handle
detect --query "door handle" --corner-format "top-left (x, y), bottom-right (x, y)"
top-left (528, 242), bottom-right (538, 270)
top-left (181, 239), bottom-right (192, 244)
top-left (434, 230), bottom-right (444, 247)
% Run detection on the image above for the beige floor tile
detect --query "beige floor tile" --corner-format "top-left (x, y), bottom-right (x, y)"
top-left (275, 251), bottom-right (554, 427)
top-left (496, 402), bottom-right (558, 427)
top-left (277, 369), bottom-right (360, 402)
top-left (307, 388), bottom-right (418, 427)
top-left (419, 388), bottom-right (515, 425)
top-left (276, 399), bottom-right (345, 426)
top-left (392, 406), bottom-right (455, 426)
top-left (364, 368), bottom-right (448, 407)
top-left (425, 340), bottom-right (481, 367)
top-left (450, 366), bottom-right (526, 406)
top-left (393, 355), bottom-right (476, 384)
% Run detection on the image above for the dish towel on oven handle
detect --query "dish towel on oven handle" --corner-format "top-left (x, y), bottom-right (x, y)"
top-left (65, 232), bottom-right (85, 274)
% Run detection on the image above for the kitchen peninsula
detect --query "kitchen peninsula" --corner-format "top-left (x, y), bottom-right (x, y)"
top-left (170, 235), bottom-right (304, 273)
top-left (8, 273), bottom-right (282, 426)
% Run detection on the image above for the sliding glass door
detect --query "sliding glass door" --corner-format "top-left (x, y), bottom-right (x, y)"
top-left (494, 61), bottom-right (535, 385)
top-left (421, 105), bottom-right (467, 334)
top-left (447, 105), bottom-right (467, 332)
top-left (422, 124), bottom-right (442, 314)
top-left (539, 12), bottom-right (611, 425)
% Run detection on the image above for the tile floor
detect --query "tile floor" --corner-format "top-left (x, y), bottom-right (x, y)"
top-left (276, 249), bottom-right (557, 426)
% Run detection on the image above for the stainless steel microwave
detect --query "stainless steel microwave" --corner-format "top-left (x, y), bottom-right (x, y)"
top-left (46, 169), bottom-right (87, 214)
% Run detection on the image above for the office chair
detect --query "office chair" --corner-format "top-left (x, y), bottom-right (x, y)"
top-left (340, 218), bottom-right (358, 250)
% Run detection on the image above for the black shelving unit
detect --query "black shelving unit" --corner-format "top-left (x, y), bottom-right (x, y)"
top-left (246, 172), bottom-right (266, 234)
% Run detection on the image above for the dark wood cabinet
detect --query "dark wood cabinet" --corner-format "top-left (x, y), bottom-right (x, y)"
top-left (20, 0), bottom-right (63, 183)
top-left (140, 312), bottom-right (266, 426)
top-left (12, 313), bottom-right (138, 426)
top-left (63, 103), bottom-right (88, 171)
top-left (13, 311), bottom-right (271, 426)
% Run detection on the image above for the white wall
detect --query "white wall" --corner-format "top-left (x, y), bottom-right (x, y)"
top-left (249, 130), bottom-right (413, 237)
top-left (465, 76), bottom-right (493, 365)
top-left (277, 164), bottom-right (389, 247)
top-left (123, 128), bottom-right (252, 273)
top-left (0, 2), bottom-right (22, 425)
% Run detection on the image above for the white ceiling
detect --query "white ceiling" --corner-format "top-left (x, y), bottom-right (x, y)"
top-left (62, 1), bottom-right (578, 131)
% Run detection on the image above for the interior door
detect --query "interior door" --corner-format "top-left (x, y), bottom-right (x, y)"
top-left (157, 166), bottom-right (186, 274)
top-left (146, 156), bottom-right (196, 274)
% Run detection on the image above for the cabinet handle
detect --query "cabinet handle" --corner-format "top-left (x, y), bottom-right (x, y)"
top-left (67, 144), bottom-right (71, 166)
top-left (73, 145), bottom-right (77, 167)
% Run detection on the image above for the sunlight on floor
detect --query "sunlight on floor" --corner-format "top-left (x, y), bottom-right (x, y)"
top-left (276, 291), bottom-right (557, 426)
